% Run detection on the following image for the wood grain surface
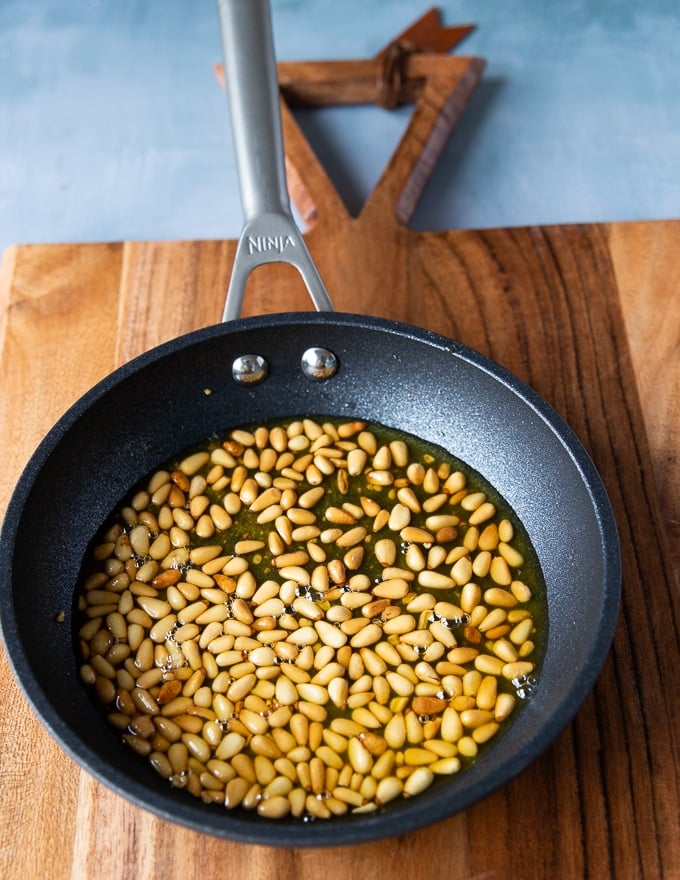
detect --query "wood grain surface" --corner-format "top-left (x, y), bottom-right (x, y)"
top-left (1, 48), bottom-right (679, 880)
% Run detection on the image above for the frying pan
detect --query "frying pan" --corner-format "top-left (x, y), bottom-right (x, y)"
top-left (0, 0), bottom-right (620, 848)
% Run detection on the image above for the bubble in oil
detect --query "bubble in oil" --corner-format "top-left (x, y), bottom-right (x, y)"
top-left (169, 771), bottom-right (188, 789)
top-left (513, 674), bottom-right (538, 700)
top-left (444, 615), bottom-right (469, 628)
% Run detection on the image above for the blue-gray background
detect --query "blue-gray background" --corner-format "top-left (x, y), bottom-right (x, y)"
top-left (1, 0), bottom-right (678, 258)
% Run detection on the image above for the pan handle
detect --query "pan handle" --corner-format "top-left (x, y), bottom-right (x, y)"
top-left (217, 0), bottom-right (335, 322)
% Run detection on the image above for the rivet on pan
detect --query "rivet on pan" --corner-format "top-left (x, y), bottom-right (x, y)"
top-left (301, 347), bottom-right (338, 381)
top-left (232, 354), bottom-right (268, 386)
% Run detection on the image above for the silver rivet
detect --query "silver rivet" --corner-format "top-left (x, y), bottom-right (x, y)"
top-left (301, 347), bottom-right (338, 381)
top-left (232, 354), bottom-right (268, 386)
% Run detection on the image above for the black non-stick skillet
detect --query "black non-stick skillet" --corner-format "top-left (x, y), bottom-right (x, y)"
top-left (0, 0), bottom-right (620, 847)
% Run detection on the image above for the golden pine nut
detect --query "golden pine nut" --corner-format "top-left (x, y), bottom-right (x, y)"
top-left (78, 416), bottom-right (544, 820)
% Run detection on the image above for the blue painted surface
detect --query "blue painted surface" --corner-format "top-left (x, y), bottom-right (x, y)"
top-left (0, 0), bottom-right (678, 257)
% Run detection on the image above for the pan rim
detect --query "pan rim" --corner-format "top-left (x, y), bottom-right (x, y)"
top-left (0, 310), bottom-right (621, 847)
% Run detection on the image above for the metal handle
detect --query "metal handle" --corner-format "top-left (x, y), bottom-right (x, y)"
top-left (217, 0), bottom-right (334, 322)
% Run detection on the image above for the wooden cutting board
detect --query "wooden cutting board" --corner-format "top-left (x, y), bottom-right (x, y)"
top-left (1, 28), bottom-right (679, 880)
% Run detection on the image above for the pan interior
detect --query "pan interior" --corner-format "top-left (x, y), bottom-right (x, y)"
top-left (0, 313), bottom-right (620, 846)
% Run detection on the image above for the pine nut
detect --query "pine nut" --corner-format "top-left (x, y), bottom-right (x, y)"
top-left (478, 609), bottom-right (507, 633)
top-left (489, 555), bottom-right (513, 585)
top-left (336, 526), bottom-right (367, 548)
top-left (349, 623), bottom-right (382, 648)
top-left (403, 767), bottom-right (434, 797)
top-left (372, 578), bottom-right (409, 600)
top-left (469, 502), bottom-right (496, 525)
top-left (451, 556), bottom-right (473, 585)
top-left (383, 614), bottom-right (416, 636)
top-left (485, 587), bottom-right (518, 608)
top-left (472, 721), bottom-right (500, 744)
top-left (429, 620), bottom-right (457, 648)
top-left (418, 571), bottom-right (455, 590)
top-left (78, 417), bottom-right (543, 819)
top-left (374, 538), bottom-right (396, 566)
top-left (257, 795), bottom-right (290, 818)
top-left (510, 617), bottom-right (534, 645)
top-left (511, 580), bottom-right (533, 603)
top-left (502, 661), bottom-right (535, 680)
top-left (388, 504), bottom-right (411, 531)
